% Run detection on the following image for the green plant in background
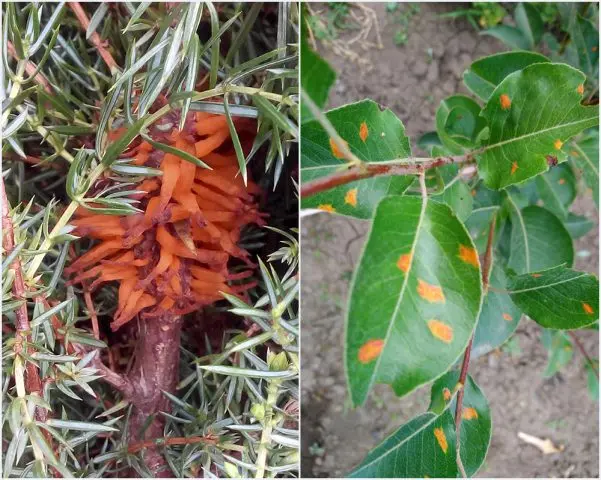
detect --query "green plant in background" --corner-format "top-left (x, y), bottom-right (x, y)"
top-left (439, 2), bottom-right (507, 31)
top-left (385, 3), bottom-right (421, 47)
top-left (305, 2), bottom-right (357, 42)
top-left (480, 2), bottom-right (599, 97)
top-left (2, 2), bottom-right (298, 478)
top-left (301, 2), bottom-right (598, 476)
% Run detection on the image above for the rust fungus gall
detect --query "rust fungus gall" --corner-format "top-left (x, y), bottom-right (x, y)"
top-left (583, 303), bottom-right (594, 315)
top-left (577, 84), bottom-right (585, 95)
top-left (396, 253), bottom-right (412, 274)
top-left (427, 319), bottom-right (453, 344)
top-left (329, 137), bottom-right (347, 159)
top-left (433, 427), bottom-right (448, 453)
top-left (443, 387), bottom-right (451, 401)
top-left (502, 313), bottom-right (513, 322)
top-left (66, 109), bottom-right (263, 331)
top-left (359, 121), bottom-right (369, 142)
top-left (554, 139), bottom-right (563, 150)
top-left (358, 339), bottom-right (385, 364)
top-left (462, 407), bottom-right (479, 420)
top-left (417, 279), bottom-right (445, 303)
top-left (500, 94), bottom-right (511, 110)
top-left (318, 204), bottom-right (336, 213)
top-left (345, 188), bottom-right (358, 207)
top-left (458, 244), bottom-right (479, 268)
top-left (511, 161), bottom-right (519, 175)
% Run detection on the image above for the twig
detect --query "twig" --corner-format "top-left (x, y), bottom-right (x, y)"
top-left (127, 435), bottom-right (218, 454)
top-left (301, 154), bottom-right (475, 198)
top-left (455, 213), bottom-right (496, 478)
top-left (68, 2), bottom-right (119, 75)
top-left (1, 179), bottom-right (46, 419)
top-left (6, 41), bottom-right (53, 94)
top-left (568, 330), bottom-right (599, 379)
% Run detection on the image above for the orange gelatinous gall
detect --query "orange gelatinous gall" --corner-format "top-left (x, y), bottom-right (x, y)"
top-left (502, 313), bottom-right (513, 322)
top-left (583, 303), bottom-right (594, 315)
top-left (511, 161), bottom-right (519, 175)
top-left (329, 137), bottom-right (347, 159)
top-left (359, 122), bottom-right (369, 142)
top-left (66, 105), bottom-right (262, 331)
top-left (417, 279), bottom-right (445, 303)
top-left (396, 253), bottom-right (412, 274)
top-left (433, 427), bottom-right (448, 453)
top-left (499, 94), bottom-right (511, 110)
top-left (358, 339), bottom-right (385, 364)
top-left (577, 84), bottom-right (585, 95)
top-left (345, 188), bottom-right (358, 207)
top-left (427, 319), bottom-right (453, 344)
top-left (458, 244), bottom-right (479, 268)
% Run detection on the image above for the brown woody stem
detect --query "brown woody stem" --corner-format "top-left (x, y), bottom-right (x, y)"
top-left (1, 179), bottom-right (46, 423)
top-left (301, 154), bottom-right (475, 198)
top-left (455, 213), bottom-right (496, 478)
top-left (125, 314), bottom-right (184, 477)
top-left (567, 330), bottom-right (599, 379)
top-left (68, 2), bottom-right (119, 74)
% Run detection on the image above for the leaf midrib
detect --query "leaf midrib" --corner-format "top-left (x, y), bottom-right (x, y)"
top-left (365, 194), bottom-right (429, 400)
top-left (508, 194), bottom-right (530, 271)
top-left (510, 272), bottom-right (589, 294)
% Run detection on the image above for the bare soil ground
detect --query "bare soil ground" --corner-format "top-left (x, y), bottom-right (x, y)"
top-left (301, 3), bottom-right (599, 478)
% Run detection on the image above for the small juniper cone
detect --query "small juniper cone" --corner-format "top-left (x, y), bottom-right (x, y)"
top-left (66, 106), bottom-right (265, 331)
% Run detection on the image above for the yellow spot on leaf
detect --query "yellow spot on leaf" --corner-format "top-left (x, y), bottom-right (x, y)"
top-left (443, 388), bottom-right (451, 401)
top-left (559, 178), bottom-right (566, 185)
top-left (396, 253), bottom-right (412, 274)
top-left (417, 280), bottom-right (445, 303)
top-left (359, 122), bottom-right (369, 142)
top-left (318, 204), bottom-right (336, 213)
top-left (511, 161), bottom-right (519, 175)
top-left (500, 94), bottom-right (511, 110)
top-left (358, 339), bottom-right (385, 364)
top-left (462, 407), bottom-right (479, 420)
top-left (427, 319), bottom-right (453, 344)
top-left (554, 139), bottom-right (563, 150)
top-left (583, 303), bottom-right (594, 315)
top-left (434, 427), bottom-right (448, 453)
top-left (502, 313), bottom-right (513, 322)
top-left (329, 137), bottom-right (347, 159)
top-left (577, 84), bottom-right (585, 95)
top-left (345, 188), bottom-right (358, 207)
top-left (459, 245), bottom-right (479, 268)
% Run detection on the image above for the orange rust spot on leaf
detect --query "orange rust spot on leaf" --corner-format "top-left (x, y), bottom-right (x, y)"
top-left (427, 319), bottom-right (453, 344)
top-left (531, 273), bottom-right (542, 278)
top-left (511, 161), bottom-right (519, 175)
top-left (502, 313), bottom-right (513, 322)
top-left (554, 139), bottom-right (563, 150)
top-left (358, 339), bottom-right (385, 364)
top-left (443, 387), bottom-right (451, 401)
top-left (434, 427), bottom-right (448, 453)
top-left (471, 189), bottom-right (476, 197)
top-left (329, 137), bottom-right (347, 159)
top-left (345, 188), bottom-right (358, 207)
top-left (359, 122), bottom-right (369, 142)
top-left (418, 279), bottom-right (445, 303)
top-left (459, 244), bottom-right (479, 268)
top-left (558, 178), bottom-right (566, 185)
top-left (500, 94), bottom-right (511, 110)
top-left (583, 303), bottom-right (594, 315)
top-left (577, 84), bottom-right (585, 95)
top-left (462, 407), bottom-right (479, 420)
top-left (396, 253), bottom-right (412, 274)
top-left (318, 204), bottom-right (336, 213)
top-left (593, 46), bottom-right (598, 52)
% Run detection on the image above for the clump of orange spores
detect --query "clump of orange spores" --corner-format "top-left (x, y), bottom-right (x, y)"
top-left (66, 107), bottom-right (265, 331)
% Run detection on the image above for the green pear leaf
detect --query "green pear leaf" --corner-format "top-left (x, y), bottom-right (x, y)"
top-left (478, 63), bottom-right (599, 190)
top-left (346, 195), bottom-right (482, 406)
top-left (301, 100), bottom-right (413, 219)
top-left (508, 265), bottom-right (599, 329)
top-left (429, 372), bottom-right (492, 477)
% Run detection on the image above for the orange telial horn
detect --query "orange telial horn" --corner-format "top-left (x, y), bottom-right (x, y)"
top-left (66, 109), bottom-right (264, 331)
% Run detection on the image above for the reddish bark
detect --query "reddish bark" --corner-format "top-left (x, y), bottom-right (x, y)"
top-left (126, 315), bottom-right (183, 477)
